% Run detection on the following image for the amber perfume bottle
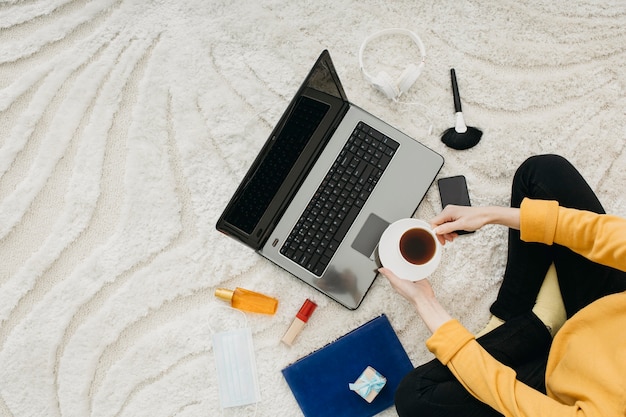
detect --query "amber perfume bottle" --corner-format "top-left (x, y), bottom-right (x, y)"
top-left (214, 287), bottom-right (279, 315)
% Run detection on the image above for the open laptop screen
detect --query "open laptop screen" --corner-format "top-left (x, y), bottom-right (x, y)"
top-left (224, 96), bottom-right (329, 234)
top-left (218, 50), bottom-right (349, 249)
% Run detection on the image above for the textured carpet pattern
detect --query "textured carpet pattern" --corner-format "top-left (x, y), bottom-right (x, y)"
top-left (1, 1), bottom-right (625, 416)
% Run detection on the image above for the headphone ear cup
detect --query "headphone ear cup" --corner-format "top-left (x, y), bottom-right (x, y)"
top-left (397, 63), bottom-right (423, 96)
top-left (372, 71), bottom-right (400, 100)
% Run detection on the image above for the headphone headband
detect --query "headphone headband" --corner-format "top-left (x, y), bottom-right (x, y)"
top-left (358, 28), bottom-right (426, 85)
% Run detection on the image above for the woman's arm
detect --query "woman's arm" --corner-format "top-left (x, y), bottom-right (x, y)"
top-left (520, 198), bottom-right (626, 272)
top-left (432, 200), bottom-right (626, 272)
top-left (427, 320), bottom-right (582, 417)
top-left (379, 266), bottom-right (584, 417)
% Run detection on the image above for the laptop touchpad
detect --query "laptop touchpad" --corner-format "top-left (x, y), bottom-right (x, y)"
top-left (351, 213), bottom-right (389, 259)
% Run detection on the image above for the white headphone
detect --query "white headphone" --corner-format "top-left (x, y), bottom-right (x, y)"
top-left (358, 28), bottom-right (426, 101)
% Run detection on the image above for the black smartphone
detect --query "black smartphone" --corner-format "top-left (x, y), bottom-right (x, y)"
top-left (437, 175), bottom-right (473, 235)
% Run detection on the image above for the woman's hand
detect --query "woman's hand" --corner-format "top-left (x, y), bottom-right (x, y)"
top-left (430, 205), bottom-right (488, 244)
top-left (379, 267), bottom-right (435, 305)
top-left (430, 205), bottom-right (521, 245)
top-left (379, 267), bottom-right (452, 333)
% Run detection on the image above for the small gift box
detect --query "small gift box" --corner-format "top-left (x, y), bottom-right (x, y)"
top-left (348, 366), bottom-right (387, 403)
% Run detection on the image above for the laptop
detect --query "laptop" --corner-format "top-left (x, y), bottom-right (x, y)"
top-left (216, 50), bottom-right (443, 309)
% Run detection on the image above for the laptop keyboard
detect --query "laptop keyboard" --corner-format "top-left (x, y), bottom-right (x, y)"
top-left (280, 122), bottom-right (399, 276)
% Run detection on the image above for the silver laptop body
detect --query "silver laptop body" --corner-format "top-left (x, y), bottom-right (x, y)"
top-left (217, 50), bottom-right (443, 309)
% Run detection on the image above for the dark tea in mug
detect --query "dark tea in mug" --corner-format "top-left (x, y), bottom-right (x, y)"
top-left (399, 228), bottom-right (436, 265)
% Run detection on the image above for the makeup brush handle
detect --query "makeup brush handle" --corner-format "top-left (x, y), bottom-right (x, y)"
top-left (450, 68), bottom-right (462, 113)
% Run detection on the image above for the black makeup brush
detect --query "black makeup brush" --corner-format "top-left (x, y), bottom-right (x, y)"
top-left (441, 68), bottom-right (482, 150)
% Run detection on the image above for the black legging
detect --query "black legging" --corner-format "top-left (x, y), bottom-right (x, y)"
top-left (394, 154), bottom-right (626, 417)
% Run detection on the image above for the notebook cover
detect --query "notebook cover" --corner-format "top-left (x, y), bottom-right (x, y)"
top-left (281, 314), bottom-right (413, 417)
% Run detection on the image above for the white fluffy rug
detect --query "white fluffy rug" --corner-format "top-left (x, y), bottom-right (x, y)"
top-left (1, 1), bottom-right (625, 416)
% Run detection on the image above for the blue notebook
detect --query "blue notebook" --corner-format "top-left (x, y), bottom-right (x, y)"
top-left (281, 314), bottom-right (414, 417)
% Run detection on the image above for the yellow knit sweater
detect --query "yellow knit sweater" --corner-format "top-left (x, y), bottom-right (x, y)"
top-left (426, 198), bottom-right (626, 417)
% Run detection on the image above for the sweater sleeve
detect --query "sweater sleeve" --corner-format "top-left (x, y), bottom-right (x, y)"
top-left (520, 198), bottom-right (626, 272)
top-left (427, 320), bottom-right (584, 417)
